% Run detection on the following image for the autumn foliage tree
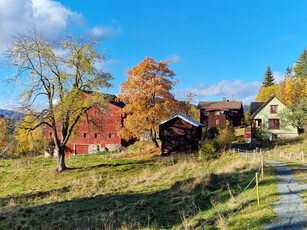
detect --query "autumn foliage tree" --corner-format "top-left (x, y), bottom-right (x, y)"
top-left (118, 57), bottom-right (179, 147)
top-left (14, 113), bottom-right (45, 157)
top-left (6, 31), bottom-right (111, 171)
top-left (0, 116), bottom-right (10, 153)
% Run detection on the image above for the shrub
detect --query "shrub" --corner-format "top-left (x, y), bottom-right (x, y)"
top-left (198, 125), bottom-right (236, 158)
top-left (255, 128), bottom-right (270, 142)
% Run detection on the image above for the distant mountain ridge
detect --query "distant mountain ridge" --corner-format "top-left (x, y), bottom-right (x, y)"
top-left (0, 109), bottom-right (18, 118)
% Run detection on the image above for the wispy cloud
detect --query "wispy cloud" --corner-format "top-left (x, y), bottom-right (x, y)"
top-left (273, 71), bottom-right (285, 83)
top-left (168, 54), bottom-right (181, 64)
top-left (0, 100), bottom-right (20, 110)
top-left (270, 34), bottom-right (298, 46)
top-left (86, 26), bottom-right (121, 41)
top-left (175, 79), bottom-right (261, 105)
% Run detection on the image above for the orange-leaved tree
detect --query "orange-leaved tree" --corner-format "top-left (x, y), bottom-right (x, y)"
top-left (118, 57), bottom-right (179, 147)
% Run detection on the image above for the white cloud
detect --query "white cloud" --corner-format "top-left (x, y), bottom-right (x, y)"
top-left (175, 79), bottom-right (261, 105)
top-left (86, 26), bottom-right (121, 41)
top-left (273, 71), bottom-right (285, 83)
top-left (168, 54), bottom-right (181, 64)
top-left (0, 100), bottom-right (20, 110)
top-left (241, 95), bottom-right (257, 105)
top-left (0, 0), bottom-right (84, 51)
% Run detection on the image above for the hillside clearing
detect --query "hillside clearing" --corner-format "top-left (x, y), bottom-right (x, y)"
top-left (0, 151), bottom-right (277, 229)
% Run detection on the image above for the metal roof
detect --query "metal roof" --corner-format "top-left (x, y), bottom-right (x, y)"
top-left (157, 114), bottom-right (205, 127)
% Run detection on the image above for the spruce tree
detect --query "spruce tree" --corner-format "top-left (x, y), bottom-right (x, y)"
top-left (262, 65), bottom-right (275, 87)
top-left (285, 66), bottom-right (292, 79)
top-left (293, 49), bottom-right (307, 80)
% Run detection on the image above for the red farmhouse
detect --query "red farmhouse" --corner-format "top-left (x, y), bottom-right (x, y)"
top-left (46, 99), bottom-right (126, 156)
top-left (197, 97), bottom-right (243, 128)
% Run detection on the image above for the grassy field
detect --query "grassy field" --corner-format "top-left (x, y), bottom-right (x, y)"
top-left (265, 134), bottom-right (307, 162)
top-left (262, 134), bottom-right (307, 205)
top-left (0, 145), bottom-right (278, 229)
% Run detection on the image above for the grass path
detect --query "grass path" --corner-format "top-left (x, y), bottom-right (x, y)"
top-left (263, 159), bottom-right (307, 230)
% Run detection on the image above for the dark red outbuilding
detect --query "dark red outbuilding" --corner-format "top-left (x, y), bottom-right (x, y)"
top-left (158, 114), bottom-right (204, 155)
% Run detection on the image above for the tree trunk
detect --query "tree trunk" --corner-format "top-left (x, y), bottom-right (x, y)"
top-left (56, 147), bottom-right (67, 172)
top-left (150, 128), bottom-right (159, 148)
top-left (152, 137), bottom-right (159, 148)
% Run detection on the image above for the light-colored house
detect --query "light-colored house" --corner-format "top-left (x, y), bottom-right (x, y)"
top-left (249, 95), bottom-right (298, 141)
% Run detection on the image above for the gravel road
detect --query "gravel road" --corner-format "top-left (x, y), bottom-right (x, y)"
top-left (263, 159), bottom-right (307, 230)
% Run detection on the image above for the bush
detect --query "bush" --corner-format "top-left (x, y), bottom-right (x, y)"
top-left (255, 128), bottom-right (270, 142)
top-left (198, 125), bottom-right (236, 158)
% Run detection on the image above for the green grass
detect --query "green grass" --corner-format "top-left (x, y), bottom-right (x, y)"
top-left (262, 134), bottom-right (307, 205)
top-left (264, 134), bottom-right (307, 163)
top-left (0, 151), bottom-right (278, 229)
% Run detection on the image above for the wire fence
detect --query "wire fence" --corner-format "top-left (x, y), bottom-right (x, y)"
top-left (201, 148), bottom-right (264, 230)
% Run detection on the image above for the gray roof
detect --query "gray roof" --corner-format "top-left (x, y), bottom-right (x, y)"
top-left (157, 114), bottom-right (204, 127)
top-left (250, 102), bottom-right (265, 116)
top-left (197, 101), bottom-right (242, 110)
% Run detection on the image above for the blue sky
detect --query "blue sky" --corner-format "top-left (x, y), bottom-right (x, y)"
top-left (1, 0), bottom-right (307, 109)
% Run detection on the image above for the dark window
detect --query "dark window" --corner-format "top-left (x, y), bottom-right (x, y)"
top-left (269, 119), bottom-right (280, 129)
top-left (84, 133), bottom-right (89, 138)
top-left (95, 133), bottom-right (101, 138)
top-left (270, 105), bottom-right (278, 114)
top-left (109, 133), bottom-right (115, 138)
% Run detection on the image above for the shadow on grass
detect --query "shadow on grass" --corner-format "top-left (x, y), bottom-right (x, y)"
top-left (0, 169), bottom-right (277, 230)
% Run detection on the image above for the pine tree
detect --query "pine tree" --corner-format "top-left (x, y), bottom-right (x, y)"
top-left (294, 49), bottom-right (307, 80)
top-left (262, 66), bottom-right (275, 87)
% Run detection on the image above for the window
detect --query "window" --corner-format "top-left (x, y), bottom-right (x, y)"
top-left (94, 133), bottom-right (101, 138)
top-left (109, 133), bottom-right (115, 138)
top-left (270, 105), bottom-right (278, 114)
top-left (84, 133), bottom-right (89, 138)
top-left (215, 111), bottom-right (220, 115)
top-left (269, 119), bottom-right (280, 129)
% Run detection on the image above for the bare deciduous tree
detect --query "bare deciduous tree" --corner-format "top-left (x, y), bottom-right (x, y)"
top-left (5, 30), bottom-right (112, 172)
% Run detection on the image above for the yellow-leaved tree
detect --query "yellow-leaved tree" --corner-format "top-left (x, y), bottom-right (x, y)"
top-left (255, 84), bottom-right (282, 102)
top-left (14, 113), bottom-right (45, 157)
top-left (283, 78), bottom-right (294, 106)
top-left (0, 117), bottom-right (10, 153)
top-left (118, 57), bottom-right (179, 147)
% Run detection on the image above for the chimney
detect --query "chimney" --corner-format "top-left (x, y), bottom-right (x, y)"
top-left (222, 97), bottom-right (226, 101)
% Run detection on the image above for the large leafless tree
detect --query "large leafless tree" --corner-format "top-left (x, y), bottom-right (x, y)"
top-left (5, 31), bottom-right (112, 172)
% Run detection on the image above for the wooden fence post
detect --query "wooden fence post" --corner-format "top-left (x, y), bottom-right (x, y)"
top-left (261, 155), bottom-right (264, 180)
top-left (256, 173), bottom-right (260, 206)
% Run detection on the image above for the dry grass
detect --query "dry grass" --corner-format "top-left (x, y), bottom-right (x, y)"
top-left (0, 149), bottom-right (277, 229)
top-left (266, 134), bottom-right (307, 163)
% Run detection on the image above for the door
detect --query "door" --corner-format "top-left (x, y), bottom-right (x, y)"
top-left (75, 145), bottom-right (88, 155)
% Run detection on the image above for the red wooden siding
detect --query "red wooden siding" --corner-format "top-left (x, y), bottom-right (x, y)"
top-left (45, 100), bottom-right (126, 156)
top-left (159, 117), bottom-right (202, 154)
top-left (75, 145), bottom-right (88, 155)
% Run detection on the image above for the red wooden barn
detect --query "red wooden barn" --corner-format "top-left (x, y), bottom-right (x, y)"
top-left (158, 114), bottom-right (204, 154)
top-left (197, 97), bottom-right (243, 128)
top-left (45, 98), bottom-right (127, 156)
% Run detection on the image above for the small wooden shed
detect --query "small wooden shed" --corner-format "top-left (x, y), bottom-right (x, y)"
top-left (158, 114), bottom-right (205, 155)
